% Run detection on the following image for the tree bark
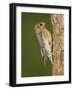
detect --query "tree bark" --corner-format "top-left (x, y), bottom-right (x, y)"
top-left (51, 14), bottom-right (64, 75)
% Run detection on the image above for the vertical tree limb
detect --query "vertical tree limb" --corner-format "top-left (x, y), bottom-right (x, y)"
top-left (51, 14), bottom-right (64, 75)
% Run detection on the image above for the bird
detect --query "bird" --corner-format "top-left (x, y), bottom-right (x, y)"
top-left (34, 22), bottom-right (53, 64)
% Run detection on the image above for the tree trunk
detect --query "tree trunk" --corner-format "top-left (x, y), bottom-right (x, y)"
top-left (51, 14), bottom-right (64, 75)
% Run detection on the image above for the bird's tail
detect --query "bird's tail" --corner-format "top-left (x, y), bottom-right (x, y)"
top-left (47, 53), bottom-right (53, 64)
top-left (41, 48), bottom-right (47, 64)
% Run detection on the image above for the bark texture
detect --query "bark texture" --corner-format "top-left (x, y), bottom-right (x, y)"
top-left (51, 14), bottom-right (64, 75)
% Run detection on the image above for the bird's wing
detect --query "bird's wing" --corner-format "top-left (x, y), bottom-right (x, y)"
top-left (36, 32), bottom-right (45, 48)
top-left (42, 30), bottom-right (52, 53)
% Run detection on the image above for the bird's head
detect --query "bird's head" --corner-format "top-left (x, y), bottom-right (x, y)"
top-left (34, 22), bottom-right (46, 33)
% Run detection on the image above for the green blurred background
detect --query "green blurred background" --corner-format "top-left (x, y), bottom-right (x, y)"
top-left (21, 12), bottom-right (53, 77)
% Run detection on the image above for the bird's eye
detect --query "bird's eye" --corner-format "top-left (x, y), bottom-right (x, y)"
top-left (40, 24), bottom-right (42, 26)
